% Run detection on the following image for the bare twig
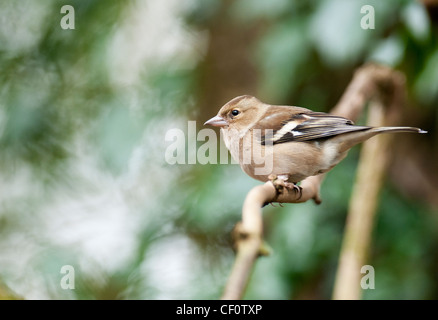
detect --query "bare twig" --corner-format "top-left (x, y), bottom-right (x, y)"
top-left (332, 101), bottom-right (391, 300)
top-left (221, 64), bottom-right (406, 300)
top-left (221, 183), bottom-right (275, 300)
top-left (332, 67), bottom-right (405, 300)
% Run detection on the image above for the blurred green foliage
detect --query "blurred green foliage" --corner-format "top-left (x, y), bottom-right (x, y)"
top-left (0, 0), bottom-right (437, 300)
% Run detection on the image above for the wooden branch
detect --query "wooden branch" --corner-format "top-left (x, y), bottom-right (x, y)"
top-left (332, 67), bottom-right (405, 300)
top-left (221, 64), bottom-right (406, 300)
top-left (332, 101), bottom-right (391, 299)
top-left (221, 183), bottom-right (275, 300)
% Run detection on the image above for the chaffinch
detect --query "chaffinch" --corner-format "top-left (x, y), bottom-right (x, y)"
top-left (204, 95), bottom-right (426, 189)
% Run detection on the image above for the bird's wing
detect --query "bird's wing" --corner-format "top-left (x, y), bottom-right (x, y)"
top-left (253, 105), bottom-right (312, 132)
top-left (259, 111), bottom-right (371, 145)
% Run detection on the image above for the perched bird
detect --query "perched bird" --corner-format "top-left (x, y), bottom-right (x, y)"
top-left (204, 95), bottom-right (426, 190)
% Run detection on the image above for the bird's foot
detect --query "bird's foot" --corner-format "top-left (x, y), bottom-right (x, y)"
top-left (268, 174), bottom-right (302, 200)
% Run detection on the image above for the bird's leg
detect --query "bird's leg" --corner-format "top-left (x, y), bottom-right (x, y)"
top-left (268, 174), bottom-right (302, 200)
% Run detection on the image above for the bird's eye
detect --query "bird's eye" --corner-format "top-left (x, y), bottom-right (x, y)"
top-left (231, 109), bottom-right (240, 116)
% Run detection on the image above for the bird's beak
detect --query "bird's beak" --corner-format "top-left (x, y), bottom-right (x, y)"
top-left (204, 115), bottom-right (228, 127)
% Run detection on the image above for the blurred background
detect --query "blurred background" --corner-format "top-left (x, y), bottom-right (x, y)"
top-left (0, 0), bottom-right (437, 300)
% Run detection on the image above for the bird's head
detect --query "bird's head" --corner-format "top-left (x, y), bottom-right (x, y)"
top-left (204, 95), bottom-right (265, 130)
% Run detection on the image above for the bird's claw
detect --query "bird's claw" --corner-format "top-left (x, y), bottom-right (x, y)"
top-left (269, 202), bottom-right (284, 207)
top-left (268, 174), bottom-right (303, 200)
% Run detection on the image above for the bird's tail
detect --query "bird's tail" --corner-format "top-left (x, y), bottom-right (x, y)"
top-left (336, 126), bottom-right (427, 153)
top-left (370, 126), bottom-right (427, 134)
